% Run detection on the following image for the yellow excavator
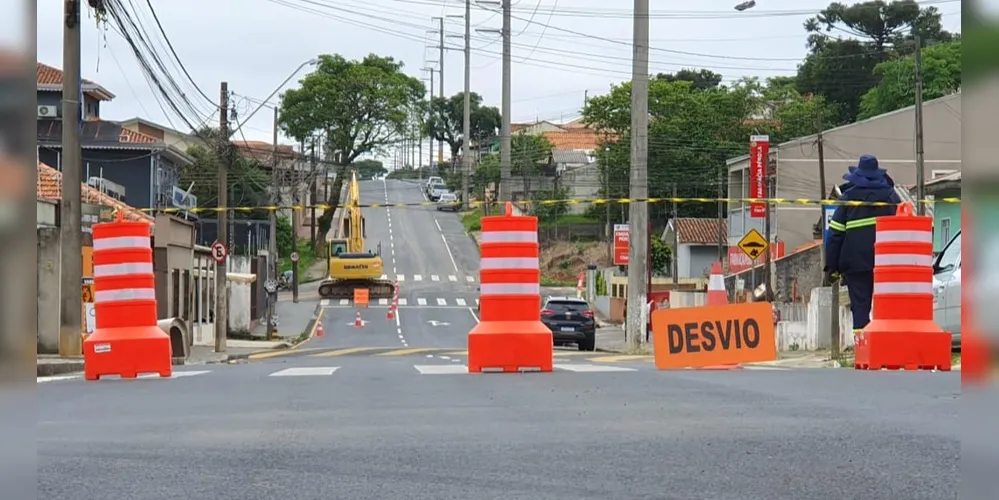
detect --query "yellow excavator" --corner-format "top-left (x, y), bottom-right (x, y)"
top-left (317, 170), bottom-right (395, 300)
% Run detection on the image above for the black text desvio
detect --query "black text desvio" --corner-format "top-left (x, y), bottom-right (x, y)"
top-left (666, 319), bottom-right (761, 354)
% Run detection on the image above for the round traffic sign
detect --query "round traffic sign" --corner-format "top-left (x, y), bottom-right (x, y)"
top-left (290, 251), bottom-right (300, 263)
top-left (210, 241), bottom-right (228, 263)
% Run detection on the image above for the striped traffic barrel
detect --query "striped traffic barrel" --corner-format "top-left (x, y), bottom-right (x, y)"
top-left (856, 201), bottom-right (950, 371)
top-left (478, 202), bottom-right (541, 322)
top-left (92, 218), bottom-right (157, 328)
top-left (871, 202), bottom-right (934, 322)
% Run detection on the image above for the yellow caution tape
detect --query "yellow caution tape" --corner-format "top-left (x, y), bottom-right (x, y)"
top-left (138, 196), bottom-right (961, 214)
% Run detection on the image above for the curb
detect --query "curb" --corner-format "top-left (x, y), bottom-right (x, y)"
top-left (245, 304), bottom-right (325, 361)
top-left (36, 360), bottom-right (84, 377)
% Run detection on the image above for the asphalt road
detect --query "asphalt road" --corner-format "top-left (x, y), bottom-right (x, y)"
top-left (36, 179), bottom-right (962, 499)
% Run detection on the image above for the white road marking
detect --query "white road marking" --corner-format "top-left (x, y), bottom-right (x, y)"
top-left (414, 274), bottom-right (423, 281)
top-left (469, 307), bottom-right (480, 323)
top-left (339, 299), bottom-right (349, 306)
top-left (435, 217), bottom-right (461, 274)
top-left (320, 299), bottom-right (330, 306)
top-left (269, 367), bottom-right (340, 377)
top-left (436, 298), bottom-right (447, 306)
top-left (140, 370), bottom-right (211, 379)
top-left (379, 298), bottom-right (389, 305)
top-left (431, 275), bottom-right (439, 282)
top-left (398, 298), bottom-right (408, 305)
top-left (396, 274), bottom-right (405, 281)
top-left (415, 365), bottom-right (468, 375)
top-left (37, 374), bottom-right (81, 383)
top-left (466, 275), bottom-right (475, 282)
top-left (475, 299), bottom-right (480, 305)
top-left (448, 275), bottom-right (457, 282)
top-left (553, 364), bottom-right (637, 372)
top-left (417, 298), bottom-right (427, 306)
top-left (455, 298), bottom-right (466, 306)
top-left (379, 274), bottom-right (388, 280)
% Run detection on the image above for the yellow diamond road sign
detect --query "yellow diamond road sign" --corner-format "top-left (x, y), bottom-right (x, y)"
top-left (738, 228), bottom-right (769, 261)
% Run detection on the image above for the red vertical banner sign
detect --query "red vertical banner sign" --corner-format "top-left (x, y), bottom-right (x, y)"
top-left (613, 224), bottom-right (629, 266)
top-left (749, 135), bottom-right (769, 218)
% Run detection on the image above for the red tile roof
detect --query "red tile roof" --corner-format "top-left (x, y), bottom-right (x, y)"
top-left (672, 218), bottom-right (727, 245)
top-left (37, 162), bottom-right (154, 224)
top-left (37, 62), bottom-right (114, 99)
top-left (542, 129), bottom-right (612, 150)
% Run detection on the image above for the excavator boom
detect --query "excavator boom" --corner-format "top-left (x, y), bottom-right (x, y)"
top-left (317, 170), bottom-right (394, 300)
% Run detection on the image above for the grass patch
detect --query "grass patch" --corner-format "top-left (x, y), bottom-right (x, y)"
top-left (461, 208), bottom-right (484, 232)
top-left (540, 275), bottom-right (576, 287)
top-left (278, 239), bottom-right (318, 274)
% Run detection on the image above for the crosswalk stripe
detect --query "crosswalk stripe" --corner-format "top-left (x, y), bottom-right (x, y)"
top-left (466, 275), bottom-right (475, 282)
top-left (378, 298), bottom-right (389, 305)
top-left (398, 298), bottom-right (408, 305)
top-left (320, 299), bottom-right (329, 306)
top-left (448, 275), bottom-right (457, 282)
top-left (417, 298), bottom-right (427, 305)
top-left (377, 348), bottom-right (442, 356)
top-left (431, 275), bottom-right (440, 281)
top-left (415, 365), bottom-right (468, 375)
top-left (587, 355), bottom-right (653, 363)
top-left (339, 299), bottom-right (349, 306)
top-left (379, 274), bottom-right (387, 280)
top-left (311, 347), bottom-right (389, 357)
top-left (456, 298), bottom-right (467, 306)
top-left (475, 299), bottom-right (480, 305)
top-left (269, 367), bottom-right (340, 377)
top-left (139, 370), bottom-right (212, 379)
top-left (553, 363), bottom-right (637, 372)
top-left (414, 274), bottom-right (423, 281)
top-left (437, 298), bottom-right (447, 306)
top-left (396, 274), bottom-right (405, 281)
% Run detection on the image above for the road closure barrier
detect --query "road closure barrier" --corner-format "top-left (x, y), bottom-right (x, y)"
top-left (140, 196), bottom-right (959, 215)
top-left (83, 210), bottom-right (172, 380)
top-left (467, 202), bottom-right (553, 373)
top-left (651, 301), bottom-right (777, 370)
top-left (855, 202), bottom-right (951, 371)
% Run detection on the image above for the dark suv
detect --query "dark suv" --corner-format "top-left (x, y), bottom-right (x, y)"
top-left (541, 297), bottom-right (597, 351)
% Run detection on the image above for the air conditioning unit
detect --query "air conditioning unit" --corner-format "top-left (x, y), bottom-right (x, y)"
top-left (37, 105), bottom-right (58, 118)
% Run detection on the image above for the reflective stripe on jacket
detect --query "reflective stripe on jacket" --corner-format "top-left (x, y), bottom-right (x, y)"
top-left (825, 186), bottom-right (900, 275)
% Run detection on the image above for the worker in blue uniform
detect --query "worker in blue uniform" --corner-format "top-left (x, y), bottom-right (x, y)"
top-left (824, 155), bottom-right (901, 331)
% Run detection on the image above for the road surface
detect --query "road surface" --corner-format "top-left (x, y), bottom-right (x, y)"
top-left (37, 180), bottom-right (961, 499)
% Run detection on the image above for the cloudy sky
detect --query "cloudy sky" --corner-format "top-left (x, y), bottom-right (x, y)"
top-left (36, 0), bottom-right (960, 165)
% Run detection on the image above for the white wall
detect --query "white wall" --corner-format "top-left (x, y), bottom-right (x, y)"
top-left (228, 256), bottom-right (253, 334)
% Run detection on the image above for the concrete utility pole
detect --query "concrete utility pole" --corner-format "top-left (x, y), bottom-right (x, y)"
top-left (438, 16), bottom-right (446, 167)
top-left (717, 166), bottom-right (726, 263)
top-left (425, 67), bottom-right (435, 176)
top-left (293, 139), bottom-right (304, 303)
top-left (671, 183), bottom-right (679, 285)
top-left (462, 0), bottom-right (473, 208)
top-left (764, 163), bottom-right (775, 301)
top-left (498, 0), bottom-right (512, 202)
top-left (266, 106), bottom-right (279, 339)
top-left (215, 81), bottom-right (230, 353)
top-left (59, 0), bottom-right (83, 357)
top-left (914, 34), bottom-right (926, 215)
top-left (625, 0), bottom-right (650, 350)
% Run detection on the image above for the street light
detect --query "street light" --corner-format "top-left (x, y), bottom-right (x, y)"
top-left (734, 0), bottom-right (756, 11)
top-left (229, 58), bottom-right (319, 139)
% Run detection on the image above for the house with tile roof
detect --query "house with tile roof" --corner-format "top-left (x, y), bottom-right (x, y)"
top-left (661, 218), bottom-right (728, 279)
top-left (36, 161), bottom-right (154, 225)
top-left (36, 62), bottom-right (194, 214)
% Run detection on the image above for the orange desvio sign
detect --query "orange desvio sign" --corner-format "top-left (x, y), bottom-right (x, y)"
top-left (651, 301), bottom-right (777, 369)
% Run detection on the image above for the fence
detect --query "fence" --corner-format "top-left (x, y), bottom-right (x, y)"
top-left (537, 222), bottom-right (603, 243)
top-left (195, 218), bottom-right (272, 257)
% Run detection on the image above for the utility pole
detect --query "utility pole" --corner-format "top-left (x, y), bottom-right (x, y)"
top-left (462, 0), bottom-right (473, 208)
top-left (626, 0), bottom-right (650, 350)
top-left (310, 135), bottom-right (318, 247)
top-left (817, 115), bottom-right (841, 358)
top-left (914, 34), bottom-right (926, 216)
top-left (671, 183), bottom-right (679, 284)
top-left (59, 0), bottom-right (83, 357)
top-left (215, 81), bottom-right (229, 353)
top-left (497, 0), bottom-right (512, 202)
top-left (717, 166), bottom-right (726, 264)
top-left (293, 139), bottom-right (303, 304)
top-left (266, 106), bottom-right (279, 340)
top-left (438, 16), bottom-right (446, 167)
top-left (427, 68), bottom-right (434, 177)
top-left (764, 160), bottom-right (775, 302)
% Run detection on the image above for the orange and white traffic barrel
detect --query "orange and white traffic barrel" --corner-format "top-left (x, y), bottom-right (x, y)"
top-left (468, 202), bottom-right (553, 373)
top-left (855, 202), bottom-right (950, 371)
top-left (83, 211), bottom-right (172, 380)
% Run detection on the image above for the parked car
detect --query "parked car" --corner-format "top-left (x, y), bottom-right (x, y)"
top-left (541, 296), bottom-right (597, 351)
top-left (932, 229), bottom-right (961, 350)
top-left (425, 176), bottom-right (443, 194)
top-left (436, 192), bottom-right (460, 211)
top-left (429, 186), bottom-right (449, 201)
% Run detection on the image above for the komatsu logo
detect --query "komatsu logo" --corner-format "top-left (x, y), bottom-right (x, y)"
top-left (344, 264), bottom-right (370, 270)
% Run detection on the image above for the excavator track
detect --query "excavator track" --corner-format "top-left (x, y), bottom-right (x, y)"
top-left (317, 278), bottom-right (395, 301)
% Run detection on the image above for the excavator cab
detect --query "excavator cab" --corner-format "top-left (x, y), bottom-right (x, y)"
top-left (328, 238), bottom-right (348, 258)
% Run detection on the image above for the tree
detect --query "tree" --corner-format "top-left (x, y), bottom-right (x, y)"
top-left (424, 92), bottom-right (501, 162)
top-left (354, 159), bottom-right (387, 179)
top-left (278, 53), bottom-right (425, 250)
top-left (796, 0), bottom-right (955, 124)
top-left (654, 69), bottom-right (723, 90)
top-left (511, 133), bottom-right (554, 196)
top-left (179, 127), bottom-right (271, 220)
top-left (858, 40), bottom-right (961, 119)
top-left (650, 235), bottom-right (671, 275)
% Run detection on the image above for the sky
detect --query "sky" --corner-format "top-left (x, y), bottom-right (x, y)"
top-left (35, 0), bottom-right (962, 166)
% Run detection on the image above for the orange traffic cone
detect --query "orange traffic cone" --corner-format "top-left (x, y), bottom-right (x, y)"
top-left (706, 261), bottom-right (727, 306)
top-left (355, 311), bottom-right (363, 328)
top-left (315, 323), bottom-right (324, 338)
top-left (387, 308), bottom-right (395, 321)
